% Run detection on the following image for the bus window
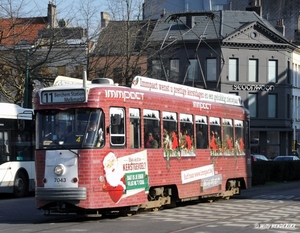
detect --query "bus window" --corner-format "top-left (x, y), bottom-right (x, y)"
top-left (179, 114), bottom-right (193, 150)
top-left (163, 111), bottom-right (178, 150)
top-left (195, 116), bottom-right (208, 149)
top-left (130, 108), bottom-right (141, 148)
top-left (210, 117), bottom-right (221, 152)
top-left (110, 107), bottom-right (125, 147)
top-left (16, 130), bottom-right (34, 161)
top-left (0, 131), bottom-right (10, 161)
top-left (223, 119), bottom-right (233, 154)
top-left (143, 109), bottom-right (160, 148)
top-left (234, 120), bottom-right (245, 155)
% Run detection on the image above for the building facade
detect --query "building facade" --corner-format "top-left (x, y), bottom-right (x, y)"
top-left (147, 10), bottom-right (298, 158)
top-left (143, 0), bottom-right (300, 43)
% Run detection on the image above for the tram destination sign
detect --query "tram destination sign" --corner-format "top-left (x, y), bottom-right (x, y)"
top-left (41, 89), bottom-right (86, 104)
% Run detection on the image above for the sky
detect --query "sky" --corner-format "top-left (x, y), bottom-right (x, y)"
top-left (0, 0), bottom-right (108, 25)
top-left (0, 0), bottom-right (144, 38)
top-left (23, 0), bottom-right (107, 19)
top-left (7, 0), bottom-right (144, 26)
top-left (3, 0), bottom-right (110, 34)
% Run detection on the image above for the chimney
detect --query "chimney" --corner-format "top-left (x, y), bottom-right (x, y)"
top-left (246, 0), bottom-right (262, 17)
top-left (161, 9), bottom-right (166, 18)
top-left (248, 0), bottom-right (261, 6)
top-left (101, 12), bottom-right (110, 28)
top-left (275, 19), bottom-right (285, 37)
top-left (294, 12), bottom-right (300, 43)
top-left (48, 1), bottom-right (57, 28)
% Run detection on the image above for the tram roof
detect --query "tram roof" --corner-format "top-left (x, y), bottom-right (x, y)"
top-left (41, 75), bottom-right (243, 107)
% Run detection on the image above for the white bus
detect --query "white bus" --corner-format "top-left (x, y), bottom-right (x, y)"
top-left (0, 103), bottom-right (35, 197)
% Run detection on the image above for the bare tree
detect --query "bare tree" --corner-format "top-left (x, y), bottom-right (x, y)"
top-left (0, 1), bottom-right (88, 106)
top-left (0, 0), bottom-right (166, 105)
top-left (89, 0), bottom-right (158, 85)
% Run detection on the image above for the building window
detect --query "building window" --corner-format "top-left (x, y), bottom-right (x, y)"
top-left (96, 69), bottom-right (105, 78)
top-left (248, 59), bottom-right (258, 82)
top-left (206, 58), bottom-right (217, 81)
top-left (212, 4), bottom-right (224, 10)
top-left (132, 67), bottom-right (141, 77)
top-left (74, 65), bottom-right (84, 77)
top-left (248, 93), bottom-right (257, 117)
top-left (57, 66), bottom-right (66, 76)
top-left (169, 59), bottom-right (179, 82)
top-left (228, 58), bottom-right (238, 81)
top-left (287, 61), bottom-right (291, 85)
top-left (268, 94), bottom-right (277, 118)
top-left (187, 59), bottom-right (199, 82)
top-left (113, 68), bottom-right (123, 83)
top-left (151, 60), bottom-right (162, 79)
top-left (268, 60), bottom-right (277, 83)
top-left (298, 64), bottom-right (300, 88)
top-left (40, 66), bottom-right (50, 75)
top-left (287, 94), bottom-right (291, 119)
top-left (292, 63), bottom-right (299, 87)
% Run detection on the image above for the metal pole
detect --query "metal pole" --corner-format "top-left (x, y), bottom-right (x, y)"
top-left (24, 49), bottom-right (29, 108)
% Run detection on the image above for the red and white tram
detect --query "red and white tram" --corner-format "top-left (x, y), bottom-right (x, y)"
top-left (34, 75), bottom-right (251, 214)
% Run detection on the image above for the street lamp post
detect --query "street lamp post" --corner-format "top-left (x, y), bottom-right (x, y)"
top-left (24, 49), bottom-right (29, 108)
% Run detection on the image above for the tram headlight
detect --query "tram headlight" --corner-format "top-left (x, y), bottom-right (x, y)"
top-left (53, 164), bottom-right (65, 176)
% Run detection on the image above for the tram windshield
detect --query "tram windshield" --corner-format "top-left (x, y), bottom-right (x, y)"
top-left (36, 108), bottom-right (104, 149)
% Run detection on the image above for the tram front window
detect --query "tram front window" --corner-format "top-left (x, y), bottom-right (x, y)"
top-left (36, 108), bottom-right (104, 149)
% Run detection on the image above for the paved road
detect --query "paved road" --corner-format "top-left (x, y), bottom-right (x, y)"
top-left (0, 182), bottom-right (300, 233)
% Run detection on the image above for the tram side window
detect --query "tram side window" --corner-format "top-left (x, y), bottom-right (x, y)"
top-left (195, 116), bottom-right (208, 149)
top-left (234, 120), bottom-right (245, 154)
top-left (130, 108), bottom-right (141, 148)
top-left (209, 117), bottom-right (221, 151)
top-left (223, 119), bottom-right (233, 154)
top-left (143, 109), bottom-right (160, 148)
top-left (110, 107), bottom-right (125, 146)
top-left (163, 111), bottom-right (178, 150)
top-left (179, 114), bottom-right (194, 150)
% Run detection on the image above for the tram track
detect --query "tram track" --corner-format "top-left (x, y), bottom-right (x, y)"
top-left (166, 198), bottom-right (300, 233)
top-left (31, 195), bottom-right (300, 233)
top-left (1, 188), bottom-right (299, 233)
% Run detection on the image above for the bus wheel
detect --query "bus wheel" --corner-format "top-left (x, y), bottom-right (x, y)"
top-left (13, 171), bottom-right (28, 198)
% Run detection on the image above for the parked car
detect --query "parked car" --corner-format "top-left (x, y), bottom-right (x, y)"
top-left (273, 155), bottom-right (300, 161)
top-left (251, 154), bottom-right (269, 162)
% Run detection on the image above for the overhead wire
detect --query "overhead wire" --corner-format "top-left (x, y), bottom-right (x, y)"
top-left (149, 10), bottom-right (300, 86)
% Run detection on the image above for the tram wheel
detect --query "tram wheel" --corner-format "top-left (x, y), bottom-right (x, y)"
top-left (13, 171), bottom-right (28, 198)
